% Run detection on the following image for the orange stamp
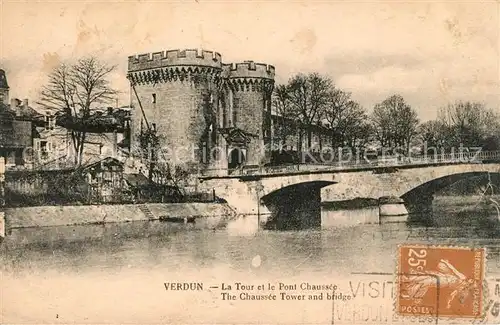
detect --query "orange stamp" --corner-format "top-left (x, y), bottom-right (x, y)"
top-left (397, 245), bottom-right (485, 319)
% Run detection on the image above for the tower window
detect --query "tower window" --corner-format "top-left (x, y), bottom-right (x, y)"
top-left (152, 93), bottom-right (156, 104)
top-left (152, 123), bottom-right (156, 132)
top-left (232, 109), bottom-right (237, 125)
top-left (232, 98), bottom-right (239, 125)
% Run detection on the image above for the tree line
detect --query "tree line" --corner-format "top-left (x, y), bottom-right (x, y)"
top-left (272, 72), bottom-right (500, 155)
top-left (37, 57), bottom-right (500, 167)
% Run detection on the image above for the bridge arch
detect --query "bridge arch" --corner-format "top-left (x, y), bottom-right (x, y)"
top-left (401, 172), bottom-right (497, 200)
top-left (400, 171), bottom-right (500, 215)
top-left (198, 160), bottom-right (500, 228)
top-left (260, 180), bottom-right (335, 230)
top-left (261, 180), bottom-right (336, 202)
top-left (258, 173), bottom-right (337, 198)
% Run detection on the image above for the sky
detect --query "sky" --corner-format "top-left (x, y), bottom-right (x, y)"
top-left (0, 1), bottom-right (499, 121)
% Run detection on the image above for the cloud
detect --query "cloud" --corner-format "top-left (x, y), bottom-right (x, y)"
top-left (1, 1), bottom-right (498, 119)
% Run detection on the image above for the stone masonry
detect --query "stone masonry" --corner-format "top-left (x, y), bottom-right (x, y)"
top-left (127, 49), bottom-right (275, 173)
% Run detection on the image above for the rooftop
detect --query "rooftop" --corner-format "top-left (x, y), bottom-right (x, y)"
top-left (0, 101), bottom-right (45, 126)
top-left (54, 107), bottom-right (131, 133)
top-left (0, 69), bottom-right (9, 89)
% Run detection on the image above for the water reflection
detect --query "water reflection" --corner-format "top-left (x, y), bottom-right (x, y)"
top-left (2, 199), bottom-right (500, 323)
top-left (3, 212), bottom-right (500, 275)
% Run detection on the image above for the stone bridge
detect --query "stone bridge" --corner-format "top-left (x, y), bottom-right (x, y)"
top-left (197, 161), bottom-right (500, 229)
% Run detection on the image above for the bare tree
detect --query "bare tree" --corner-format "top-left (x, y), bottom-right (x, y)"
top-left (287, 73), bottom-right (333, 150)
top-left (438, 101), bottom-right (499, 148)
top-left (396, 102), bottom-right (420, 152)
top-left (371, 94), bottom-right (419, 153)
top-left (372, 102), bottom-right (394, 147)
top-left (323, 88), bottom-right (353, 147)
top-left (38, 57), bottom-right (117, 166)
top-left (271, 84), bottom-right (299, 150)
top-left (336, 101), bottom-right (371, 148)
top-left (417, 120), bottom-right (450, 152)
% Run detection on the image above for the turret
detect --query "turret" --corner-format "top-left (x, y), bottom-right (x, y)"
top-left (127, 49), bottom-right (222, 77)
top-left (222, 61), bottom-right (275, 166)
top-left (127, 49), bottom-right (223, 172)
top-left (0, 69), bottom-right (9, 106)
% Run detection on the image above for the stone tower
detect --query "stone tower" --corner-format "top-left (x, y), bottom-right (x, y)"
top-left (0, 69), bottom-right (9, 106)
top-left (222, 61), bottom-right (275, 167)
top-left (127, 49), bottom-right (275, 174)
top-left (127, 49), bottom-right (223, 171)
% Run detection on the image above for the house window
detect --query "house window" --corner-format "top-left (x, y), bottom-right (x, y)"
top-left (44, 115), bottom-right (55, 130)
top-left (103, 171), bottom-right (112, 182)
top-left (15, 149), bottom-right (24, 166)
top-left (39, 140), bottom-right (49, 159)
top-left (152, 93), bottom-right (156, 104)
top-left (34, 139), bottom-right (40, 151)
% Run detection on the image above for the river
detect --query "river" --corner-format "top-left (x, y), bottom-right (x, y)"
top-left (2, 196), bottom-right (500, 324)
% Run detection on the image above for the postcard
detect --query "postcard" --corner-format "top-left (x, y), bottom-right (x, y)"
top-left (1, 1), bottom-right (500, 324)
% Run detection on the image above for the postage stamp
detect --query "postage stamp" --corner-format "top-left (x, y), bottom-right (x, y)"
top-left (397, 245), bottom-right (486, 319)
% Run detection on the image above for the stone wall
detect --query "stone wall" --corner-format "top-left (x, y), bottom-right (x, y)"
top-left (127, 49), bottom-right (275, 171)
top-left (200, 163), bottom-right (500, 215)
top-left (129, 81), bottom-right (217, 167)
top-left (4, 202), bottom-right (236, 230)
top-left (0, 117), bottom-right (32, 148)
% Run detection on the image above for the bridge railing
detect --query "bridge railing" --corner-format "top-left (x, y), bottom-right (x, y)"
top-left (199, 150), bottom-right (500, 177)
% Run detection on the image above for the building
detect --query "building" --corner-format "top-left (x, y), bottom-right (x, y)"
top-left (83, 157), bottom-right (125, 203)
top-left (0, 70), bottom-right (46, 171)
top-left (4, 157), bottom-right (128, 206)
top-left (32, 106), bottom-right (131, 170)
top-left (0, 107), bottom-right (33, 170)
top-left (0, 69), bottom-right (130, 171)
top-left (127, 49), bottom-right (275, 173)
top-left (270, 113), bottom-right (331, 151)
top-left (0, 69), bottom-right (9, 105)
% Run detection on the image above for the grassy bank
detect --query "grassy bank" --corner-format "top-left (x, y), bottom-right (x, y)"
top-left (433, 195), bottom-right (500, 213)
top-left (321, 195), bottom-right (500, 212)
top-left (434, 195), bottom-right (500, 206)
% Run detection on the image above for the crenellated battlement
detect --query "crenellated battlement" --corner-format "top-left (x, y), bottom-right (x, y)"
top-left (128, 49), bottom-right (222, 72)
top-left (127, 48), bottom-right (276, 168)
top-left (223, 61), bottom-right (275, 80)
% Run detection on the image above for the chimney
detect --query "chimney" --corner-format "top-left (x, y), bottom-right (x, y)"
top-left (111, 130), bottom-right (118, 157)
top-left (23, 98), bottom-right (28, 108)
top-left (10, 98), bottom-right (20, 117)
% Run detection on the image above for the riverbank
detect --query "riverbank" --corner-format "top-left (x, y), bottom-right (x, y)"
top-left (3, 203), bottom-right (237, 234)
top-left (433, 195), bottom-right (500, 213)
